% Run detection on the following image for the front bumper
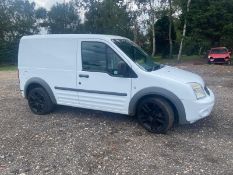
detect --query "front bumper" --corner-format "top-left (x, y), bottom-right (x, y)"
top-left (181, 88), bottom-right (215, 124)
top-left (209, 58), bottom-right (229, 63)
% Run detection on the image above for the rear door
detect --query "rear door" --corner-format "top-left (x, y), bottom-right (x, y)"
top-left (76, 39), bottom-right (132, 114)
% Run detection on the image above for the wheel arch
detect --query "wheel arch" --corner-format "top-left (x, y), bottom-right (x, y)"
top-left (24, 77), bottom-right (57, 104)
top-left (128, 87), bottom-right (188, 124)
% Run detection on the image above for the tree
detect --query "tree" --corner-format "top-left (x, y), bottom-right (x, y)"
top-left (168, 0), bottom-right (173, 58)
top-left (221, 24), bottom-right (233, 49)
top-left (136, 0), bottom-right (159, 56)
top-left (46, 1), bottom-right (81, 34)
top-left (177, 0), bottom-right (191, 62)
top-left (187, 0), bottom-right (233, 46)
top-left (125, 1), bottom-right (141, 43)
top-left (147, 1), bottom-right (156, 57)
top-left (177, 0), bottom-right (233, 58)
top-left (155, 15), bottom-right (176, 57)
top-left (0, 0), bottom-right (39, 64)
top-left (84, 0), bottom-right (133, 38)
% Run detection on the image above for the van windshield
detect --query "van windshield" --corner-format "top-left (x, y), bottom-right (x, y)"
top-left (112, 39), bottom-right (163, 72)
top-left (211, 48), bottom-right (228, 54)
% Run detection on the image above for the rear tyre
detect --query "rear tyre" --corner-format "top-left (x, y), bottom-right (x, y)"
top-left (137, 97), bottom-right (174, 134)
top-left (27, 87), bottom-right (54, 115)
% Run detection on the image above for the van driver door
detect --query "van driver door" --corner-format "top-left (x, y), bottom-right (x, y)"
top-left (76, 39), bottom-right (133, 114)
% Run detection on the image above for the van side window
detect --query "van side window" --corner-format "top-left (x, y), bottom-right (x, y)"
top-left (106, 46), bottom-right (124, 75)
top-left (81, 41), bottom-right (129, 77)
top-left (81, 42), bottom-right (107, 72)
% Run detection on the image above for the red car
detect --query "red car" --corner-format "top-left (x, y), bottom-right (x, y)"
top-left (208, 47), bottom-right (231, 65)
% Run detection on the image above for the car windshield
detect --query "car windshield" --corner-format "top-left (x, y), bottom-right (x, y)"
top-left (211, 48), bottom-right (228, 54)
top-left (112, 39), bottom-right (163, 72)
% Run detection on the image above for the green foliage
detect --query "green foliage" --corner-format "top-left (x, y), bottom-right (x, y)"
top-left (221, 23), bottom-right (233, 49)
top-left (155, 16), bottom-right (176, 58)
top-left (0, 65), bottom-right (17, 71)
top-left (46, 2), bottom-right (81, 34)
top-left (84, 0), bottom-right (133, 39)
top-left (180, 0), bottom-right (233, 54)
top-left (1, 0), bottom-right (233, 64)
top-left (35, 7), bottom-right (47, 20)
top-left (0, 0), bottom-right (39, 64)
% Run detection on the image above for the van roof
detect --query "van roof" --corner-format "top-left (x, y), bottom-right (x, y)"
top-left (21, 34), bottom-right (127, 40)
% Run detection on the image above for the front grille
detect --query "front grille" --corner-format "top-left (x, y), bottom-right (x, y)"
top-left (204, 86), bottom-right (210, 95)
top-left (214, 58), bottom-right (225, 62)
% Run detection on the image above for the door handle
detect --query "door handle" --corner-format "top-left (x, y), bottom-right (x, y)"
top-left (79, 74), bottom-right (89, 78)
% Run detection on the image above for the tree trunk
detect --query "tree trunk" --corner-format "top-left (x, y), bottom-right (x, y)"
top-left (150, 0), bottom-right (156, 57)
top-left (177, 0), bottom-right (191, 62)
top-left (168, 0), bottom-right (173, 59)
top-left (152, 24), bottom-right (156, 57)
top-left (199, 46), bottom-right (203, 56)
top-left (133, 21), bottom-right (138, 43)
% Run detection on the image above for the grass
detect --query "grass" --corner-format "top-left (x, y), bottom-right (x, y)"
top-left (0, 65), bottom-right (17, 71)
top-left (153, 55), bottom-right (203, 64)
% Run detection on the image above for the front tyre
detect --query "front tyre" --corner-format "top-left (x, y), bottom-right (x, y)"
top-left (28, 87), bottom-right (54, 115)
top-left (137, 97), bottom-right (174, 134)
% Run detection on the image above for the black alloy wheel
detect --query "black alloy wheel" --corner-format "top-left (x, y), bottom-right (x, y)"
top-left (28, 87), bottom-right (54, 115)
top-left (137, 97), bottom-right (174, 134)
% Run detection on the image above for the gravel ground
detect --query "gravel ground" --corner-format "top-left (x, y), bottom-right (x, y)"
top-left (0, 64), bottom-right (233, 175)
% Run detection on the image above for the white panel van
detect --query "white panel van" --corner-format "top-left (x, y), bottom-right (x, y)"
top-left (18, 34), bottom-right (215, 133)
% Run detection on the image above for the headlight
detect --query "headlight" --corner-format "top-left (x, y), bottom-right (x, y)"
top-left (208, 56), bottom-right (211, 59)
top-left (189, 83), bottom-right (206, 99)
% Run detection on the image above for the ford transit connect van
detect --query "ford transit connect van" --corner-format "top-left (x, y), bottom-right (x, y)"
top-left (18, 34), bottom-right (215, 133)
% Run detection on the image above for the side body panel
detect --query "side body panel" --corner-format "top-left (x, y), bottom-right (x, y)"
top-left (18, 37), bottom-right (78, 105)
